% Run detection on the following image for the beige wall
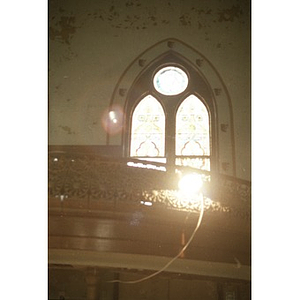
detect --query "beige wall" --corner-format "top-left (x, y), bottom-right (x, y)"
top-left (49, 0), bottom-right (250, 180)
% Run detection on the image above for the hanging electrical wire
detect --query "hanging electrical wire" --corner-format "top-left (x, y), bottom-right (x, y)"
top-left (106, 194), bottom-right (204, 284)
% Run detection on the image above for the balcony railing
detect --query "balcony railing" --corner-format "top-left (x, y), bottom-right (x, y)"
top-left (49, 152), bottom-right (250, 219)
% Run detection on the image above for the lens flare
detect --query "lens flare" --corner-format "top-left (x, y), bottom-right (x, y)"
top-left (178, 173), bottom-right (203, 195)
top-left (101, 105), bottom-right (124, 135)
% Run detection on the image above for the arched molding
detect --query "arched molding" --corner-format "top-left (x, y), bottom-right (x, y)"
top-left (108, 38), bottom-right (236, 177)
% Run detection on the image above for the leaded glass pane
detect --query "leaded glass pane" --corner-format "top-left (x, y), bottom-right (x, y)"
top-left (153, 66), bottom-right (188, 96)
top-left (176, 95), bottom-right (210, 169)
top-left (137, 157), bottom-right (166, 163)
top-left (130, 95), bottom-right (165, 157)
top-left (175, 157), bottom-right (210, 171)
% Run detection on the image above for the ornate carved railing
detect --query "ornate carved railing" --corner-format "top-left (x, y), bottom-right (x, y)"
top-left (49, 152), bottom-right (251, 219)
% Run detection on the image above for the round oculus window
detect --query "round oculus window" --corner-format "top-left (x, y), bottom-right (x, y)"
top-left (153, 66), bottom-right (188, 96)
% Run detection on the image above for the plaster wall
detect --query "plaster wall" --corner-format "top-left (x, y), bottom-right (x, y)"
top-left (49, 0), bottom-right (250, 180)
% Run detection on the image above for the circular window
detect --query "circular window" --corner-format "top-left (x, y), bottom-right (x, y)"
top-left (153, 66), bottom-right (188, 96)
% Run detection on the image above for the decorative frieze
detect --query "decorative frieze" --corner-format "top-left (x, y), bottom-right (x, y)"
top-left (49, 153), bottom-right (250, 218)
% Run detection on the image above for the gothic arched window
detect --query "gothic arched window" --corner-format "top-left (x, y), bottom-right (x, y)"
top-left (175, 94), bottom-right (210, 171)
top-left (127, 55), bottom-right (214, 172)
top-left (130, 95), bottom-right (165, 159)
top-left (108, 40), bottom-right (236, 176)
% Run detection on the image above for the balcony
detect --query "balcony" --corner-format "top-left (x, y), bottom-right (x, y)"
top-left (48, 150), bottom-right (251, 286)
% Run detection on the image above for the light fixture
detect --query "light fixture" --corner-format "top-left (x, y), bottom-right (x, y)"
top-left (178, 173), bottom-right (203, 196)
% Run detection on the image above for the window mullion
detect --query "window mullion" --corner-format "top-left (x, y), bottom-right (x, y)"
top-left (165, 105), bottom-right (176, 168)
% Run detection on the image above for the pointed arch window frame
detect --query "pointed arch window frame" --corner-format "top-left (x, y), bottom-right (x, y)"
top-left (130, 94), bottom-right (166, 158)
top-left (108, 39), bottom-right (237, 177)
top-left (126, 55), bottom-right (215, 173)
top-left (175, 94), bottom-right (211, 171)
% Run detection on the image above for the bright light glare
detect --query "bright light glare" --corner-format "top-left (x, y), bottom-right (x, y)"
top-left (153, 66), bottom-right (188, 95)
top-left (101, 105), bottom-right (124, 135)
top-left (127, 161), bottom-right (166, 172)
top-left (109, 111), bottom-right (118, 123)
top-left (140, 201), bottom-right (153, 206)
top-left (178, 173), bottom-right (203, 195)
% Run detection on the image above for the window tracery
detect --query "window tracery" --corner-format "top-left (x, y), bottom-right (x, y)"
top-left (130, 95), bottom-right (165, 158)
top-left (108, 39), bottom-right (236, 177)
top-left (129, 63), bottom-right (211, 171)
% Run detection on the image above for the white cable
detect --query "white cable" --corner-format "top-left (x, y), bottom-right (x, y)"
top-left (107, 195), bottom-right (204, 284)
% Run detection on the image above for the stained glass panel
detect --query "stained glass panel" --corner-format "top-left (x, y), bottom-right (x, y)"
top-left (175, 157), bottom-right (210, 171)
top-left (176, 95), bottom-right (210, 155)
top-left (130, 95), bottom-right (165, 157)
top-left (176, 94), bottom-right (210, 169)
top-left (153, 66), bottom-right (188, 96)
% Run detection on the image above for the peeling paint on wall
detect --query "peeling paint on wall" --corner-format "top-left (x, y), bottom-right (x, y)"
top-left (48, 0), bottom-right (251, 179)
top-left (67, 1), bottom-right (245, 32)
top-left (217, 5), bottom-right (243, 22)
top-left (50, 15), bottom-right (77, 44)
top-left (58, 125), bottom-right (75, 135)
